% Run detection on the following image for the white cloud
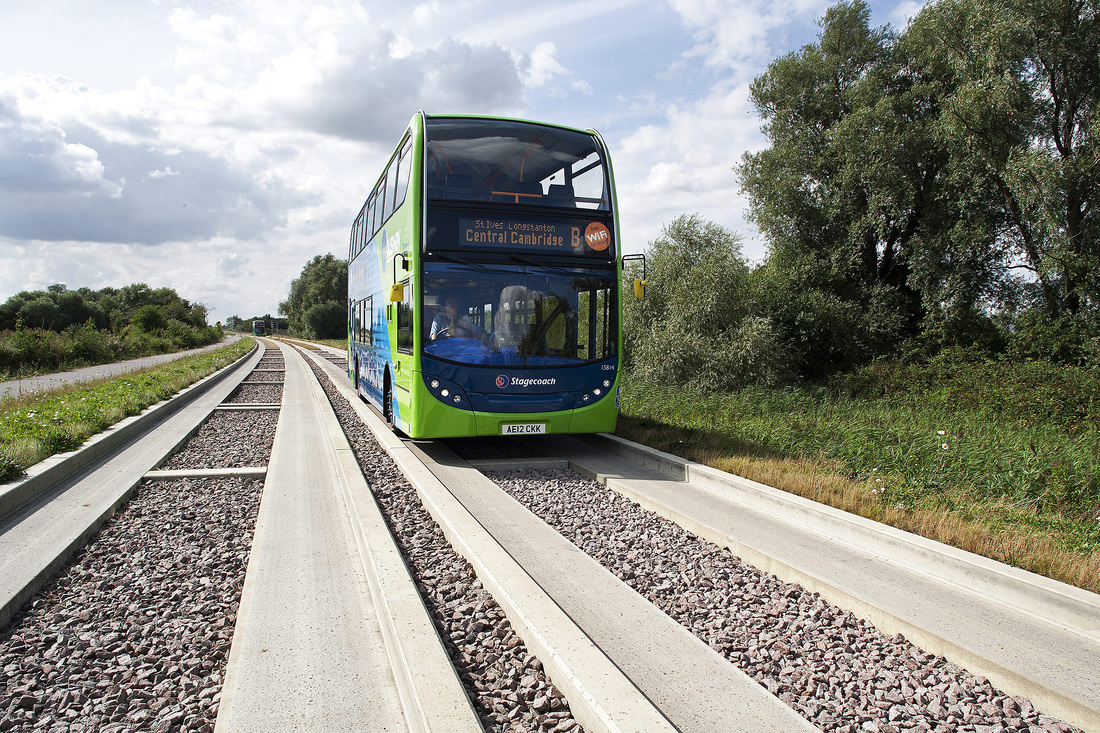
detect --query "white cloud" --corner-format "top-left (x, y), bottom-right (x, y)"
top-left (668, 0), bottom-right (831, 77)
top-left (525, 42), bottom-right (568, 88)
top-left (147, 167), bottom-right (180, 179)
top-left (613, 80), bottom-right (769, 260)
top-left (2, 0), bottom-right (910, 321)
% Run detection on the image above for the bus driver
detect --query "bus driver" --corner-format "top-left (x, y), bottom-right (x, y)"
top-left (429, 296), bottom-right (487, 341)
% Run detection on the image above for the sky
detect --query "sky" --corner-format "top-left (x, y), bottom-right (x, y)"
top-left (0, 0), bottom-right (926, 323)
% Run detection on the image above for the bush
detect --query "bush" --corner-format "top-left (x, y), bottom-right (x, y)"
top-left (623, 215), bottom-right (790, 390)
top-left (1007, 310), bottom-right (1099, 366)
top-left (302, 301), bottom-right (347, 340)
top-left (131, 304), bottom-right (167, 332)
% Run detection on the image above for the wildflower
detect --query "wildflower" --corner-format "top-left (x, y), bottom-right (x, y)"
top-left (937, 430), bottom-right (946, 436)
top-left (941, 443), bottom-right (949, 450)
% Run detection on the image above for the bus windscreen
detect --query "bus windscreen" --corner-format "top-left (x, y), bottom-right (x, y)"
top-left (421, 261), bottom-right (615, 367)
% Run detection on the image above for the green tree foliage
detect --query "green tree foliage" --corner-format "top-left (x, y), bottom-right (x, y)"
top-left (0, 283), bottom-right (220, 375)
top-left (131, 304), bottom-right (168, 332)
top-left (624, 215), bottom-right (793, 390)
top-left (303, 302), bottom-right (348, 340)
top-left (280, 254), bottom-right (348, 339)
top-left (737, 0), bottom-right (1100, 371)
top-left (908, 0), bottom-right (1100, 317)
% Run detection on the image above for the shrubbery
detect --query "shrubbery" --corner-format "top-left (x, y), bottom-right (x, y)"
top-left (626, 215), bottom-right (1100, 390)
top-left (624, 215), bottom-right (793, 390)
top-left (280, 254), bottom-right (348, 339)
top-left (0, 283), bottom-right (221, 377)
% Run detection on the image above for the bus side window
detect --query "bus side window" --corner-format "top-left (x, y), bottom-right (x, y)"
top-left (394, 141), bottom-right (412, 210)
top-left (364, 296), bottom-right (373, 345)
top-left (396, 281), bottom-right (413, 353)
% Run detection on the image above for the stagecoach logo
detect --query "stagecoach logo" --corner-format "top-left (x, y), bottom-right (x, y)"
top-left (496, 374), bottom-right (558, 389)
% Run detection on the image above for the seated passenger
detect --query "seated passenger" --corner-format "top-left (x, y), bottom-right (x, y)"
top-left (430, 296), bottom-right (487, 341)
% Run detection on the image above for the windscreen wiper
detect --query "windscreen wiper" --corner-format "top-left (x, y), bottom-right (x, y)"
top-left (509, 254), bottom-right (580, 274)
top-left (430, 251), bottom-right (489, 271)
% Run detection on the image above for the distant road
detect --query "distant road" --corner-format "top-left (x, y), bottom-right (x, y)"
top-left (0, 335), bottom-right (246, 402)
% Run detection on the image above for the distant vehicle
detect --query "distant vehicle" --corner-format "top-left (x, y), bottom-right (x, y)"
top-left (253, 320), bottom-right (265, 336)
top-left (347, 112), bottom-right (635, 438)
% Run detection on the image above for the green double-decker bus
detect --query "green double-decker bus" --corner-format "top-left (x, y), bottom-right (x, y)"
top-left (347, 112), bottom-right (626, 438)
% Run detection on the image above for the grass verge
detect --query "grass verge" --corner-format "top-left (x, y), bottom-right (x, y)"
top-left (617, 365), bottom-right (1100, 594)
top-left (0, 338), bottom-right (255, 482)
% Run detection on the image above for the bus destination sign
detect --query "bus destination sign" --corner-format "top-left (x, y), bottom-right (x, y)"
top-left (459, 217), bottom-right (613, 256)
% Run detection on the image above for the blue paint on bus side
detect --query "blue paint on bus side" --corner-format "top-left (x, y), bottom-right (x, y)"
top-left (349, 224), bottom-right (406, 426)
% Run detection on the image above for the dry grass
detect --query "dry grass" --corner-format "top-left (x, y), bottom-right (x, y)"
top-left (618, 415), bottom-right (1100, 595)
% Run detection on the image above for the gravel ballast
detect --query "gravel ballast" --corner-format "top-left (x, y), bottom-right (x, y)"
top-left (1, 358), bottom-right (280, 732)
top-left (159, 410), bottom-right (278, 470)
top-left (303, 353), bottom-right (585, 733)
top-left (486, 467), bottom-right (1079, 733)
top-left (0, 476), bottom-right (263, 732)
top-left (223, 383), bottom-right (281, 404)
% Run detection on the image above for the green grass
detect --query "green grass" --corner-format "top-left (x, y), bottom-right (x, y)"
top-left (0, 338), bottom-right (255, 481)
top-left (618, 357), bottom-right (1100, 591)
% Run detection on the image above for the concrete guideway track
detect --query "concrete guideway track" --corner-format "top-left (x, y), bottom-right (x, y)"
top-left (0, 342), bottom-right (262, 631)
top-left (215, 341), bottom-right (479, 733)
top-left (532, 433), bottom-right (1100, 733)
top-left (301, 347), bottom-right (817, 733)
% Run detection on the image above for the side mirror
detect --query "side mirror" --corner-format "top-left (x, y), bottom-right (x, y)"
top-left (622, 253), bottom-right (646, 299)
top-left (389, 282), bottom-right (404, 302)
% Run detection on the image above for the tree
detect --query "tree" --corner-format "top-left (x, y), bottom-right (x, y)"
top-left (18, 297), bottom-right (59, 330)
top-left (738, 1), bottom-right (928, 364)
top-left (738, 0), bottom-right (1025, 368)
top-left (303, 302), bottom-right (348, 340)
top-left (908, 0), bottom-right (1100, 317)
top-left (280, 254), bottom-right (348, 338)
top-left (623, 215), bottom-right (792, 389)
top-left (130, 304), bottom-right (168, 332)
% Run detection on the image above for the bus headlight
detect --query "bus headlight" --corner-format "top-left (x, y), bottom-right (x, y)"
top-left (575, 375), bottom-right (617, 409)
top-left (423, 374), bottom-right (472, 411)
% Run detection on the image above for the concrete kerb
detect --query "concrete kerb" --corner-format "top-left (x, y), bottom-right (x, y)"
top-left (0, 344), bottom-right (264, 632)
top-left (577, 432), bottom-right (1100, 733)
top-left (0, 343), bottom-right (261, 521)
top-left (292, 347), bottom-right (481, 733)
top-left (297, 349), bottom-right (677, 733)
top-left (581, 432), bottom-right (1100, 641)
top-left (143, 467), bottom-right (268, 481)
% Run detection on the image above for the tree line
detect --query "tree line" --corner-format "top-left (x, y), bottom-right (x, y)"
top-left (0, 283), bottom-right (221, 375)
top-left (628, 0), bottom-right (1099, 388)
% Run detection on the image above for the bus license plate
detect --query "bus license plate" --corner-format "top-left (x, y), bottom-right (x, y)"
top-left (501, 423), bottom-right (546, 435)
